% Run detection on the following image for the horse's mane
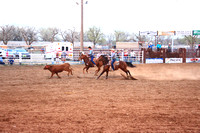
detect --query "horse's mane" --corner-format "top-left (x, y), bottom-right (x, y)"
top-left (99, 55), bottom-right (109, 65)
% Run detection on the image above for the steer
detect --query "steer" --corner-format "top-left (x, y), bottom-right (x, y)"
top-left (44, 63), bottom-right (73, 78)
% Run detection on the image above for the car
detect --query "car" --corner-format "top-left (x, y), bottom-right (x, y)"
top-left (0, 48), bottom-right (15, 59)
top-left (14, 48), bottom-right (31, 59)
top-left (6, 49), bottom-right (16, 56)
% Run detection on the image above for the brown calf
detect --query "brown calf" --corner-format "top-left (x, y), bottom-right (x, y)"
top-left (44, 63), bottom-right (73, 78)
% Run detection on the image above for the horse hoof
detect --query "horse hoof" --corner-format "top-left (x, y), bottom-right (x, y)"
top-left (130, 76), bottom-right (137, 80)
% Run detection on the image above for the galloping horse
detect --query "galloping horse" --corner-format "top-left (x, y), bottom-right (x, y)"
top-left (97, 55), bottom-right (136, 80)
top-left (78, 53), bottom-right (103, 75)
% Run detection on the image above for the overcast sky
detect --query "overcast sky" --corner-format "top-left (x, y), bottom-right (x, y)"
top-left (0, 0), bottom-right (199, 34)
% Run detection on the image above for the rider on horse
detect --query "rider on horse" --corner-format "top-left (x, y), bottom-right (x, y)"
top-left (110, 48), bottom-right (116, 71)
top-left (88, 46), bottom-right (96, 65)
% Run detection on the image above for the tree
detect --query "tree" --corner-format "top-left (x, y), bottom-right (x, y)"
top-left (0, 25), bottom-right (15, 45)
top-left (40, 27), bottom-right (59, 42)
top-left (61, 28), bottom-right (79, 45)
top-left (184, 35), bottom-right (197, 49)
top-left (114, 30), bottom-right (129, 42)
top-left (86, 26), bottom-right (104, 47)
top-left (106, 34), bottom-right (114, 44)
top-left (135, 34), bottom-right (147, 42)
top-left (20, 27), bottom-right (38, 45)
top-left (12, 26), bottom-right (23, 41)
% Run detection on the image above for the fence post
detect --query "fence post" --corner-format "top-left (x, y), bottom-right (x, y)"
top-left (183, 48), bottom-right (186, 63)
top-left (142, 48), bottom-right (146, 64)
top-left (122, 50), bottom-right (124, 61)
top-left (19, 53), bottom-right (22, 65)
top-left (30, 53), bottom-right (33, 65)
top-left (163, 48), bottom-right (166, 63)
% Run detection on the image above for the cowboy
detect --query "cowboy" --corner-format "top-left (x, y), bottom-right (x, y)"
top-left (156, 42), bottom-right (162, 51)
top-left (148, 42), bottom-right (154, 51)
top-left (110, 48), bottom-right (116, 71)
top-left (168, 42), bottom-right (172, 52)
top-left (88, 46), bottom-right (96, 65)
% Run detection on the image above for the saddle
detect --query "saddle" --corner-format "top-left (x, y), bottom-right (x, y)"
top-left (109, 60), bottom-right (119, 66)
top-left (113, 61), bottom-right (119, 66)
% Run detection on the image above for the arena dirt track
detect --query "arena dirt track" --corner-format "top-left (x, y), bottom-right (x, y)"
top-left (0, 63), bottom-right (200, 132)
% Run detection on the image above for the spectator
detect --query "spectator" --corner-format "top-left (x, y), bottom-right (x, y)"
top-left (168, 42), bottom-right (172, 52)
top-left (116, 50), bottom-right (120, 61)
top-left (148, 42), bottom-right (154, 51)
top-left (130, 50), bottom-right (136, 62)
top-left (8, 55), bottom-right (14, 65)
top-left (56, 52), bottom-right (59, 64)
top-left (61, 51), bottom-right (67, 63)
top-left (124, 49), bottom-right (128, 62)
top-left (156, 42), bottom-right (162, 51)
top-left (0, 55), bottom-right (5, 65)
top-left (41, 48), bottom-right (45, 54)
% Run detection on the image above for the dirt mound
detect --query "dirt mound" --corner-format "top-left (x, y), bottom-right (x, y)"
top-left (77, 63), bottom-right (200, 81)
top-left (128, 63), bottom-right (200, 80)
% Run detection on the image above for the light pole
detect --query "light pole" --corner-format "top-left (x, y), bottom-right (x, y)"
top-left (80, 0), bottom-right (84, 52)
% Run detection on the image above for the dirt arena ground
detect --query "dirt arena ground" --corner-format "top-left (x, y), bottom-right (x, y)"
top-left (0, 63), bottom-right (200, 132)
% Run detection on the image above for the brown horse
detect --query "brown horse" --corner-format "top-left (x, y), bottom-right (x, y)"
top-left (96, 55), bottom-right (136, 80)
top-left (78, 53), bottom-right (103, 75)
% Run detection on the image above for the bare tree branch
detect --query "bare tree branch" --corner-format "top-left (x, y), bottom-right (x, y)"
top-left (61, 28), bottom-right (79, 45)
top-left (40, 27), bottom-right (59, 43)
top-left (20, 27), bottom-right (38, 45)
top-left (0, 25), bottom-right (15, 45)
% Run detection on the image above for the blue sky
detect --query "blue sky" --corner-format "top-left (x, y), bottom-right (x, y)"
top-left (0, 0), bottom-right (200, 34)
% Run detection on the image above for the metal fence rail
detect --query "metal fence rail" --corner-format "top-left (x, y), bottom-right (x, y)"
top-left (2, 49), bottom-right (144, 65)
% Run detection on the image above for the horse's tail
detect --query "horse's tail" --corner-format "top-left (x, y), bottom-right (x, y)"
top-left (125, 62), bottom-right (136, 68)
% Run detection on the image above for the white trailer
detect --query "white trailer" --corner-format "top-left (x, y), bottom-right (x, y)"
top-left (44, 42), bottom-right (73, 60)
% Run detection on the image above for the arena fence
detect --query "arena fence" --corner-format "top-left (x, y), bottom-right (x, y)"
top-left (2, 49), bottom-right (144, 65)
top-left (2, 48), bottom-right (200, 65)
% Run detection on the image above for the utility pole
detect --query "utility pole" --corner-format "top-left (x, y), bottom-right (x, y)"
top-left (80, 0), bottom-right (84, 51)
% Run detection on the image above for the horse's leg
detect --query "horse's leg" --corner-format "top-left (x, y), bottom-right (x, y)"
top-left (83, 66), bottom-right (87, 74)
top-left (97, 65), bottom-right (109, 79)
top-left (106, 70), bottom-right (109, 79)
top-left (120, 67), bottom-right (129, 78)
top-left (127, 70), bottom-right (132, 77)
top-left (86, 66), bottom-right (90, 73)
top-left (97, 70), bottom-right (106, 79)
top-left (121, 67), bottom-right (136, 80)
top-left (94, 67), bottom-right (101, 76)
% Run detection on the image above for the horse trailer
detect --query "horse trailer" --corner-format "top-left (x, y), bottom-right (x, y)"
top-left (44, 42), bottom-right (73, 60)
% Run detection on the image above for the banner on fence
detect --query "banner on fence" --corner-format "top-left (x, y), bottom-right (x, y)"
top-left (175, 31), bottom-right (192, 36)
top-left (146, 58), bottom-right (163, 64)
top-left (166, 58), bottom-right (182, 63)
top-left (186, 58), bottom-right (200, 63)
top-left (158, 31), bottom-right (175, 36)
